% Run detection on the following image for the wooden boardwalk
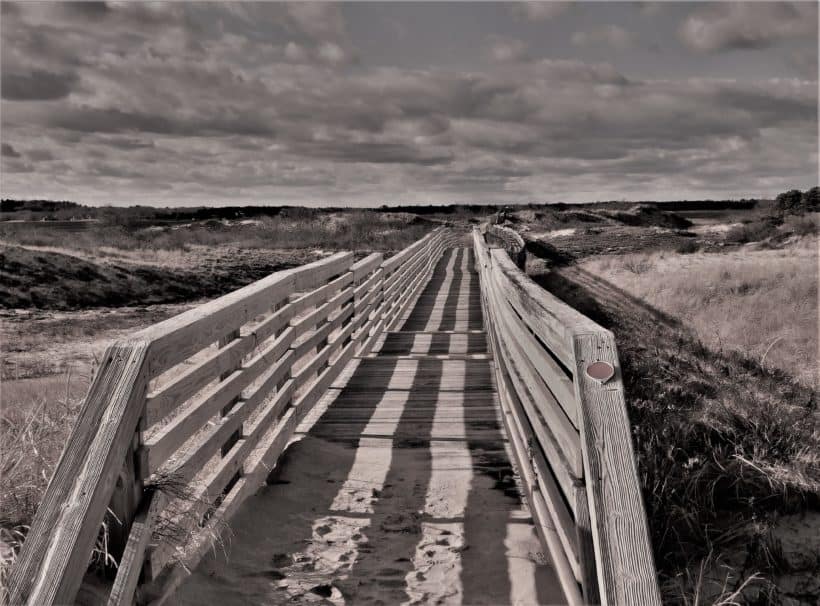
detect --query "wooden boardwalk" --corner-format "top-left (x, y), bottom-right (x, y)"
top-left (11, 229), bottom-right (659, 606)
top-left (174, 247), bottom-right (564, 604)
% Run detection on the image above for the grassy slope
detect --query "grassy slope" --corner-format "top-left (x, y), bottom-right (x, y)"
top-left (576, 238), bottom-right (818, 388)
top-left (536, 238), bottom-right (819, 604)
top-left (0, 245), bottom-right (321, 310)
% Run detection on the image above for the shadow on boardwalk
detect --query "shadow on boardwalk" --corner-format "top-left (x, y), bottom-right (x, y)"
top-left (173, 248), bottom-right (560, 605)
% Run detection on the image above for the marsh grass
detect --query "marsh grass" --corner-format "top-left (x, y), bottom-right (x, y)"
top-left (0, 369), bottom-right (91, 599)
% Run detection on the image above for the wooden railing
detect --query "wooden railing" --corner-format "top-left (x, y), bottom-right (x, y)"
top-left (8, 228), bottom-right (457, 606)
top-left (485, 224), bottom-right (527, 268)
top-left (472, 228), bottom-right (660, 606)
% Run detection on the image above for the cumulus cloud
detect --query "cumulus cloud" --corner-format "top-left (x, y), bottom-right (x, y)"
top-left (571, 25), bottom-right (635, 50)
top-left (511, 1), bottom-right (572, 21)
top-left (489, 37), bottom-right (529, 63)
top-left (0, 1), bottom-right (816, 205)
top-left (680, 2), bottom-right (818, 52)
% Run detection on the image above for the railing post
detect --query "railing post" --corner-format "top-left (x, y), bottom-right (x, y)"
top-left (218, 329), bottom-right (242, 457)
top-left (107, 421), bottom-right (146, 567)
top-left (9, 342), bottom-right (152, 606)
top-left (572, 331), bottom-right (661, 606)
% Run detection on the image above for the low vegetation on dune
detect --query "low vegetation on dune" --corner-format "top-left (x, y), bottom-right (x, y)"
top-left (578, 237), bottom-right (818, 388)
top-left (0, 207), bottom-right (446, 254)
top-left (537, 234), bottom-right (819, 604)
top-left (0, 245), bottom-right (321, 310)
top-left (0, 207), bottom-right (459, 310)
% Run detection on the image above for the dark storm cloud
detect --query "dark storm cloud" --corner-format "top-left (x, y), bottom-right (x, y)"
top-left (1, 69), bottom-right (79, 100)
top-left (57, 1), bottom-right (110, 20)
top-left (27, 148), bottom-right (54, 162)
top-left (0, 1), bottom-right (816, 205)
top-left (95, 136), bottom-right (156, 151)
top-left (293, 140), bottom-right (453, 166)
top-left (2, 143), bottom-right (21, 158)
top-left (45, 106), bottom-right (275, 137)
top-left (680, 2), bottom-right (817, 52)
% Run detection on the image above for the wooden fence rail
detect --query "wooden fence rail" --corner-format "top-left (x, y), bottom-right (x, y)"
top-left (8, 228), bottom-right (456, 606)
top-left (472, 227), bottom-right (660, 606)
top-left (8, 224), bottom-right (657, 606)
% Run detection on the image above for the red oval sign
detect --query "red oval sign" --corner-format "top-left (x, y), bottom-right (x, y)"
top-left (586, 361), bottom-right (615, 384)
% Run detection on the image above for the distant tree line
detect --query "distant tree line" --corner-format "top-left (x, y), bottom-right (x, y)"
top-left (1, 199), bottom-right (80, 213)
top-left (775, 187), bottom-right (819, 215)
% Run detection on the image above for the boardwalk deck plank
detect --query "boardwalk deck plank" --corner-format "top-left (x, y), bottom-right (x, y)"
top-left (171, 246), bottom-right (567, 606)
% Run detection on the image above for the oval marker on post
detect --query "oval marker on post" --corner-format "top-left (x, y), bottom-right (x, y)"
top-left (585, 361), bottom-right (615, 385)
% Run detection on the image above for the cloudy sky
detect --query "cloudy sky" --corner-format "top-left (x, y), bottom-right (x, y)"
top-left (1, 1), bottom-right (817, 206)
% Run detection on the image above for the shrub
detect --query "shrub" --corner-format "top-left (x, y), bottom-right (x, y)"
top-left (776, 189), bottom-right (804, 214)
top-left (725, 218), bottom-right (780, 243)
top-left (675, 239), bottom-right (700, 254)
top-left (776, 186), bottom-right (819, 216)
top-left (783, 214), bottom-right (819, 237)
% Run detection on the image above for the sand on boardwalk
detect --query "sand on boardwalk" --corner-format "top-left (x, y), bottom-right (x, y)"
top-left (173, 431), bottom-right (561, 605)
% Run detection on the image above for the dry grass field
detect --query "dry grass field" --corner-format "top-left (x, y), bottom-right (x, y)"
top-left (535, 231), bottom-right (819, 604)
top-left (577, 236), bottom-right (818, 388)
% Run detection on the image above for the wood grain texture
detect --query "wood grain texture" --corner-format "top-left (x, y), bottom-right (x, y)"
top-left (9, 342), bottom-right (151, 606)
top-left (134, 252), bottom-right (353, 377)
top-left (351, 252), bottom-right (383, 284)
top-left (490, 248), bottom-right (599, 370)
top-left (484, 260), bottom-right (583, 492)
top-left (573, 332), bottom-right (660, 606)
top-left (487, 317), bottom-right (584, 604)
top-left (107, 490), bottom-right (167, 606)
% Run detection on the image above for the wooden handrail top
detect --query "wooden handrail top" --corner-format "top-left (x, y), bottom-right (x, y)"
top-left (131, 251), bottom-right (355, 378)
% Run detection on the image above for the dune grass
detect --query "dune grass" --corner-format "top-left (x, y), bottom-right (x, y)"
top-left (537, 236), bottom-right (820, 604)
top-left (0, 209), bottom-right (435, 255)
top-left (579, 236), bottom-right (818, 388)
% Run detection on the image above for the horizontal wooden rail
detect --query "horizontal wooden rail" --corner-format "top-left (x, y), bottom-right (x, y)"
top-left (485, 223), bottom-right (526, 268)
top-left (473, 228), bottom-right (660, 606)
top-left (9, 228), bottom-right (454, 606)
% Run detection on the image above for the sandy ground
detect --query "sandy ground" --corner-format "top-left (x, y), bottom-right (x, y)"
top-left (173, 433), bottom-right (558, 606)
top-left (1, 303), bottom-right (197, 382)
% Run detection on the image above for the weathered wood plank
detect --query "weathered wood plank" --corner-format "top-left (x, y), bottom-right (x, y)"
top-left (491, 351), bottom-right (585, 606)
top-left (490, 322), bottom-right (581, 572)
top-left (351, 252), bottom-right (383, 284)
top-left (151, 351), bottom-right (296, 484)
top-left (490, 279), bottom-right (577, 423)
top-left (107, 489), bottom-right (167, 606)
top-left (9, 342), bottom-right (151, 605)
top-left (485, 262), bottom-right (584, 487)
top-left (490, 248), bottom-right (599, 369)
top-left (143, 328), bottom-right (297, 472)
top-left (573, 332), bottom-right (661, 606)
top-left (145, 272), bottom-right (352, 425)
top-left (134, 252), bottom-right (353, 377)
